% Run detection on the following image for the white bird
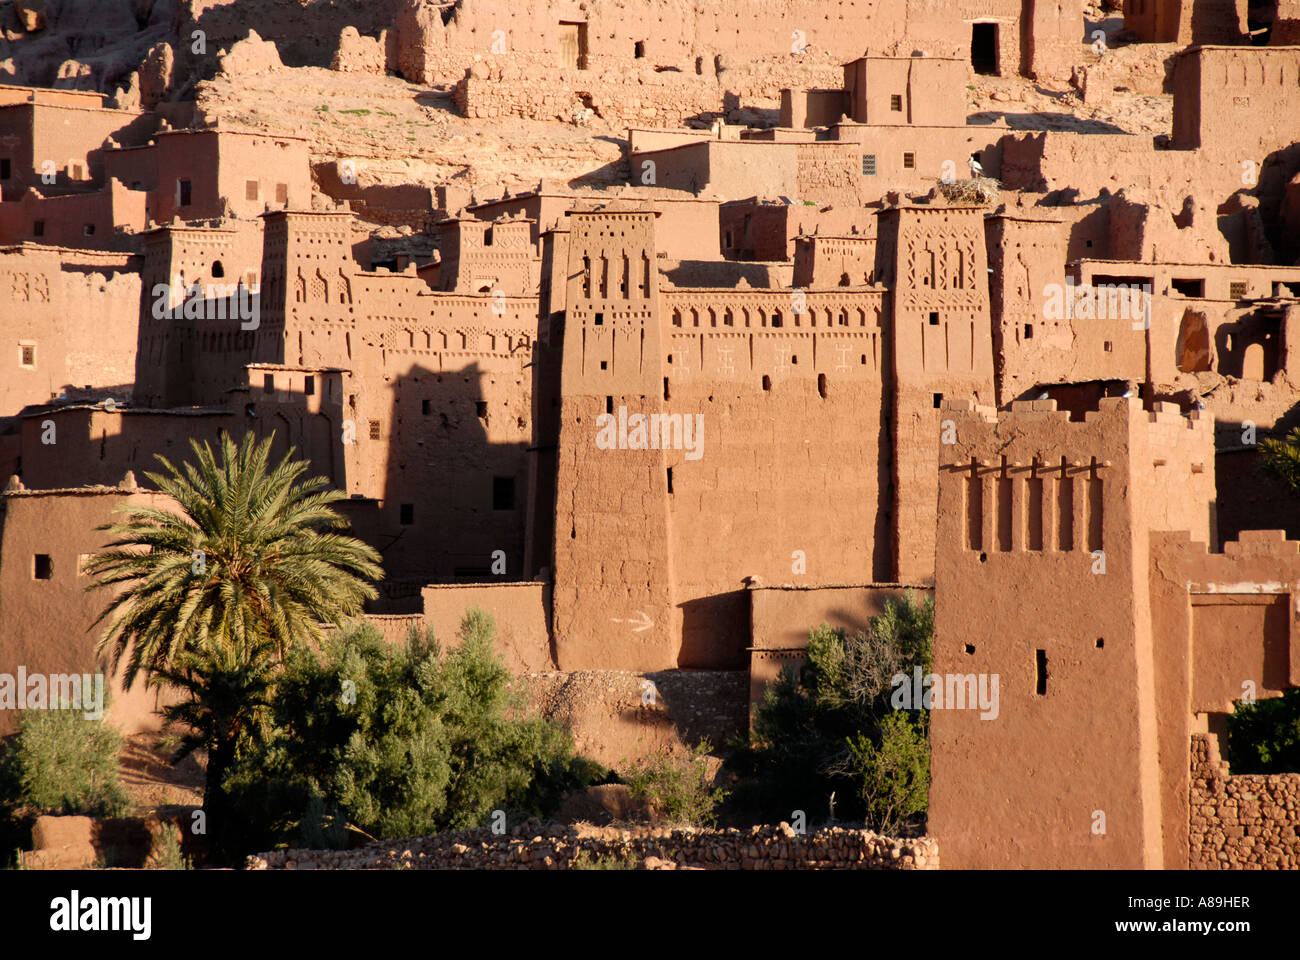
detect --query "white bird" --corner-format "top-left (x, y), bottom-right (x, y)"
top-left (968, 157), bottom-right (984, 177)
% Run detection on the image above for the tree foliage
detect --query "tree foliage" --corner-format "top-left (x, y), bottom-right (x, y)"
top-left (1227, 689), bottom-right (1300, 774)
top-left (727, 592), bottom-right (933, 832)
top-left (222, 613), bottom-right (602, 855)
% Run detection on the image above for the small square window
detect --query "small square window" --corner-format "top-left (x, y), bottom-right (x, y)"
top-left (861, 154), bottom-right (876, 176)
top-left (304, 375), bottom-right (314, 395)
top-left (246, 180), bottom-right (259, 201)
top-left (600, 360), bottom-right (607, 370)
top-left (1024, 323), bottom-right (1033, 339)
top-left (1103, 341), bottom-right (1113, 352)
top-left (32, 220), bottom-right (44, 237)
top-left (263, 373), bottom-right (275, 394)
top-left (178, 178), bottom-right (192, 207)
top-left (276, 183), bottom-right (288, 204)
top-left (594, 312), bottom-right (604, 325)
top-left (890, 95), bottom-right (902, 111)
top-left (1230, 281), bottom-right (1248, 300)
top-left (493, 476), bottom-right (516, 511)
top-left (19, 344), bottom-right (35, 368)
top-left (83, 223), bottom-right (95, 236)
top-left (421, 399), bottom-right (432, 415)
top-left (399, 503), bottom-right (414, 525)
top-left (903, 152), bottom-right (915, 169)
top-left (933, 393), bottom-right (943, 409)
top-left (929, 311), bottom-right (939, 325)
top-left (476, 401), bottom-right (488, 419)
top-left (33, 554), bottom-right (52, 580)
top-left (368, 419), bottom-right (381, 439)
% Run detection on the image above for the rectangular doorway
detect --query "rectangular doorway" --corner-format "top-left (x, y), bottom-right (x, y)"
top-left (559, 21), bottom-right (588, 70)
top-left (971, 22), bottom-right (998, 75)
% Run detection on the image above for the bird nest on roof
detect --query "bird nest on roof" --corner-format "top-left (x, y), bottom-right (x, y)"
top-left (937, 177), bottom-right (1001, 206)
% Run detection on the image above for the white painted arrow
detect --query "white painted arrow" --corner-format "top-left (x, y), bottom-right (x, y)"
top-left (611, 610), bottom-right (653, 632)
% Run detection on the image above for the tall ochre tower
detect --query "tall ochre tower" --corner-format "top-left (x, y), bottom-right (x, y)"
top-left (551, 204), bottom-right (678, 670)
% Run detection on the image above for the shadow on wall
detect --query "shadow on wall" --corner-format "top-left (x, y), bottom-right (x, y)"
top-left (1216, 405), bottom-right (1300, 544)
top-left (679, 592), bottom-right (748, 669)
top-left (376, 361), bottom-right (535, 585)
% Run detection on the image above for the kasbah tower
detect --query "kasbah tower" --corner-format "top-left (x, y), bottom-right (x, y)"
top-left (0, 0), bottom-right (1299, 874)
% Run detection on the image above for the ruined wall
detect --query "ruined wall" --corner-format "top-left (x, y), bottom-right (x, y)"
top-left (1190, 732), bottom-right (1300, 869)
top-left (249, 821), bottom-right (940, 870)
top-left (398, 0), bottom-right (1078, 86)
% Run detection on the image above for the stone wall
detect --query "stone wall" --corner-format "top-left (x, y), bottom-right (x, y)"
top-left (246, 819), bottom-right (940, 870)
top-left (1189, 733), bottom-right (1300, 869)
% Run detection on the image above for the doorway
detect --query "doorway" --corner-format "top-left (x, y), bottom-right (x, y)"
top-left (558, 21), bottom-right (588, 70)
top-left (971, 22), bottom-right (998, 75)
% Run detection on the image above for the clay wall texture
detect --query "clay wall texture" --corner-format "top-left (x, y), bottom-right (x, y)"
top-left (0, 244), bottom-right (140, 414)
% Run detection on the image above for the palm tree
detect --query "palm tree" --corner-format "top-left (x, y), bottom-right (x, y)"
top-left (85, 430), bottom-right (383, 859)
top-left (1261, 426), bottom-right (1300, 495)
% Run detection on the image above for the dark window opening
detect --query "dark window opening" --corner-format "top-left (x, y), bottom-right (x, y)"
top-left (83, 223), bottom-right (95, 237)
top-left (263, 373), bottom-right (275, 395)
top-left (304, 375), bottom-right (314, 395)
top-left (666, 467), bottom-right (673, 494)
top-left (762, 375), bottom-right (771, 391)
top-left (890, 95), bottom-right (902, 112)
top-left (33, 554), bottom-right (52, 580)
top-left (818, 373), bottom-right (827, 399)
top-left (422, 399), bottom-right (431, 415)
top-left (861, 154), bottom-right (876, 176)
top-left (212, 260), bottom-right (225, 279)
top-left (929, 311), bottom-right (939, 325)
top-left (399, 503), bottom-right (414, 525)
top-left (594, 312), bottom-right (604, 325)
top-left (933, 392), bottom-right (943, 409)
top-left (32, 220), bottom-right (44, 237)
top-left (1035, 649), bottom-right (1048, 695)
top-left (493, 476), bottom-right (516, 511)
top-left (178, 178), bottom-right (192, 207)
top-left (965, 644), bottom-right (976, 654)
top-left (1096, 638), bottom-right (1104, 649)
top-left (0, 158), bottom-right (10, 179)
top-left (476, 401), bottom-right (488, 419)
top-left (20, 344), bottom-right (35, 367)
top-left (600, 360), bottom-right (607, 370)
top-left (605, 395), bottom-right (613, 414)
top-left (903, 152), bottom-right (915, 169)
top-left (1024, 323), bottom-right (1033, 339)
top-left (1171, 278), bottom-right (1203, 298)
top-left (971, 23), bottom-right (998, 75)
top-left (634, 41), bottom-right (646, 58)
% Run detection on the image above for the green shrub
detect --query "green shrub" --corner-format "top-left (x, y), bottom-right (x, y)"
top-left (727, 591), bottom-right (933, 832)
top-left (1227, 689), bottom-right (1300, 774)
top-left (625, 740), bottom-right (725, 827)
top-left (572, 849), bottom-right (639, 870)
top-left (843, 712), bottom-right (930, 835)
top-left (223, 611), bottom-right (600, 854)
top-left (0, 708), bottom-right (128, 819)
